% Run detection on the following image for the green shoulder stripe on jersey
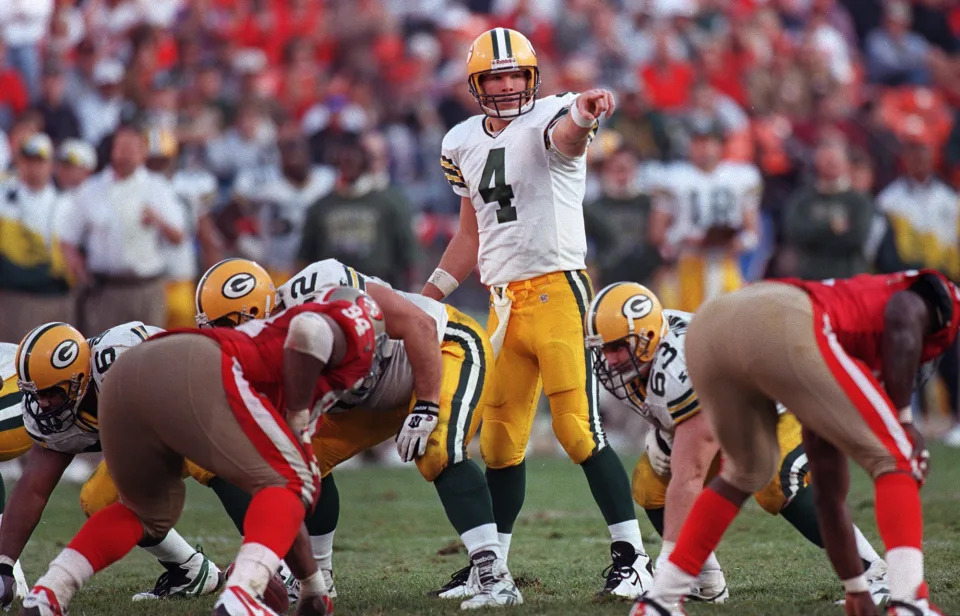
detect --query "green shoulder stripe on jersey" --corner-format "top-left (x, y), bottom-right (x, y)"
top-left (668, 387), bottom-right (695, 409)
top-left (670, 397), bottom-right (700, 420)
top-left (667, 314), bottom-right (688, 333)
top-left (342, 266), bottom-right (365, 291)
top-left (131, 325), bottom-right (149, 341)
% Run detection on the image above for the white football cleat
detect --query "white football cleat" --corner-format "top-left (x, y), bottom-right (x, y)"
top-left (211, 585), bottom-right (279, 616)
top-left (686, 569), bottom-right (728, 603)
top-left (459, 551), bottom-right (522, 610)
top-left (13, 560), bottom-right (28, 600)
top-left (597, 541), bottom-right (654, 600)
top-left (865, 560), bottom-right (890, 607)
top-left (20, 586), bottom-right (66, 616)
top-left (629, 594), bottom-right (687, 616)
top-left (133, 547), bottom-right (223, 600)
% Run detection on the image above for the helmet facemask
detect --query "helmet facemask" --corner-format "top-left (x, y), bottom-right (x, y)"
top-left (470, 67), bottom-right (541, 119)
top-left (197, 299), bottom-right (272, 329)
top-left (587, 333), bottom-right (656, 401)
top-left (19, 376), bottom-right (88, 435)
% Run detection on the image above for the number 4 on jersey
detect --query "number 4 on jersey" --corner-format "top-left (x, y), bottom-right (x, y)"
top-left (480, 148), bottom-right (517, 223)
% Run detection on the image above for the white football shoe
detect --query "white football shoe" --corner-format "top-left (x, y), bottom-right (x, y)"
top-left (597, 541), bottom-right (654, 600)
top-left (459, 550), bottom-right (522, 610)
top-left (629, 594), bottom-right (687, 616)
top-left (13, 560), bottom-right (28, 600)
top-left (19, 586), bottom-right (66, 616)
top-left (686, 569), bottom-right (729, 603)
top-left (865, 559), bottom-right (891, 607)
top-left (133, 547), bottom-right (224, 600)
top-left (211, 585), bottom-right (278, 616)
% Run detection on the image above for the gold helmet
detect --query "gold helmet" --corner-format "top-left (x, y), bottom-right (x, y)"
top-left (16, 322), bottom-right (92, 434)
top-left (195, 258), bottom-right (276, 328)
top-left (584, 282), bottom-right (666, 399)
top-left (466, 27), bottom-right (540, 118)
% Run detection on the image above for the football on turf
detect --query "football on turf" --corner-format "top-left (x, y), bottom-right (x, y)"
top-left (224, 562), bottom-right (290, 614)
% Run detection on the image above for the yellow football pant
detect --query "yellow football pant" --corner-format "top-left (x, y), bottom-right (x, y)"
top-left (481, 270), bottom-right (604, 468)
top-left (632, 412), bottom-right (808, 515)
top-left (80, 459), bottom-right (216, 517)
top-left (0, 376), bottom-right (32, 462)
top-left (670, 253), bottom-right (744, 313)
top-left (314, 306), bottom-right (492, 482)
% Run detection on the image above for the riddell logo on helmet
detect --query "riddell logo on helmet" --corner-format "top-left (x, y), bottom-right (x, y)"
top-left (491, 58), bottom-right (519, 70)
top-left (222, 273), bottom-right (256, 299)
top-left (623, 295), bottom-right (653, 320)
top-left (51, 340), bottom-right (79, 369)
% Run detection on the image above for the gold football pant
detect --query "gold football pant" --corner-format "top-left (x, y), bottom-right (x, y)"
top-left (632, 412), bottom-right (809, 515)
top-left (0, 374), bottom-right (32, 462)
top-left (313, 306), bottom-right (492, 482)
top-left (481, 270), bottom-right (604, 468)
top-left (670, 252), bottom-right (744, 313)
top-left (80, 458), bottom-right (216, 517)
top-left (164, 280), bottom-right (197, 329)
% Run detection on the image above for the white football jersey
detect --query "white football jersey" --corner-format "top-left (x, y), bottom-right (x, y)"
top-left (654, 161), bottom-right (762, 247)
top-left (0, 343), bottom-right (24, 431)
top-left (441, 93), bottom-right (594, 286)
top-left (279, 259), bottom-right (450, 411)
top-left (618, 310), bottom-right (699, 434)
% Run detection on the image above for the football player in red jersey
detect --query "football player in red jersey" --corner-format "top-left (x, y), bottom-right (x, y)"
top-left (19, 283), bottom-right (384, 616)
top-left (633, 270), bottom-right (957, 616)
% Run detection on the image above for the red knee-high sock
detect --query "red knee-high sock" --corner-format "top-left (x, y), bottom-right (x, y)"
top-left (67, 503), bottom-right (144, 572)
top-left (243, 486), bottom-right (305, 557)
top-left (874, 472), bottom-right (922, 550)
top-left (669, 487), bottom-right (741, 576)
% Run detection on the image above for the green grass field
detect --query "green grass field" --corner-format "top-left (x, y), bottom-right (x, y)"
top-left (15, 444), bottom-right (960, 615)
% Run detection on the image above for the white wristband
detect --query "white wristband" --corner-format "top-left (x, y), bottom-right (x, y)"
top-left (898, 405), bottom-right (913, 423)
top-left (569, 101), bottom-right (596, 128)
top-left (842, 575), bottom-right (868, 593)
top-left (428, 268), bottom-right (459, 298)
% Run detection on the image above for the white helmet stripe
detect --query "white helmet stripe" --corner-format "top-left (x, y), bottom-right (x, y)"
top-left (495, 28), bottom-right (509, 60)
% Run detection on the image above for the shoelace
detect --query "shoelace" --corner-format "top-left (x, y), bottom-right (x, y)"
top-left (602, 562), bottom-right (640, 591)
top-left (443, 565), bottom-right (472, 589)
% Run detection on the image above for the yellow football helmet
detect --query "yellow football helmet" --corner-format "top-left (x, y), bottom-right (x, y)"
top-left (584, 282), bottom-right (666, 399)
top-left (466, 27), bottom-right (540, 118)
top-left (195, 258), bottom-right (276, 328)
top-left (16, 322), bottom-right (92, 434)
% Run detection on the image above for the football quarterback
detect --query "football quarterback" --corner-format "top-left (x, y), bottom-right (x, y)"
top-left (585, 282), bottom-right (889, 606)
top-left (0, 322), bottom-right (222, 609)
top-left (423, 27), bottom-right (651, 600)
top-left (648, 120), bottom-right (762, 312)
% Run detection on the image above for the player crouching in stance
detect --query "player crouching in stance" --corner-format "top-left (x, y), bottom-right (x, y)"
top-left (585, 283), bottom-right (889, 606)
top-left (20, 287), bottom-right (384, 615)
top-left (0, 322), bottom-right (222, 610)
top-left (633, 270), bottom-right (956, 616)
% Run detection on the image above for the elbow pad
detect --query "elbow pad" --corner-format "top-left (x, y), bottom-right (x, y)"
top-left (284, 313), bottom-right (334, 362)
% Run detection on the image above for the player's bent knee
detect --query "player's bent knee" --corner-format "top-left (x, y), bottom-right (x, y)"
top-left (753, 481), bottom-right (788, 515)
top-left (632, 454), bottom-right (668, 509)
top-left (183, 459), bottom-right (216, 486)
top-left (80, 461), bottom-right (120, 518)
top-left (480, 421), bottom-right (526, 469)
top-left (552, 414), bottom-right (596, 465)
top-left (416, 448), bottom-right (449, 482)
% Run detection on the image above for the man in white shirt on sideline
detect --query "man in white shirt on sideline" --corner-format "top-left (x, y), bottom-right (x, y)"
top-left (61, 123), bottom-right (185, 336)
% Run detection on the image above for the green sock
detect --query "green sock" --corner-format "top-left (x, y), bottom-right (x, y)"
top-left (305, 474), bottom-right (340, 536)
top-left (434, 460), bottom-right (496, 535)
top-left (581, 446), bottom-right (637, 525)
top-left (208, 477), bottom-right (251, 535)
top-left (485, 461), bottom-right (526, 533)
top-left (645, 507), bottom-right (665, 537)
top-left (779, 484), bottom-right (824, 548)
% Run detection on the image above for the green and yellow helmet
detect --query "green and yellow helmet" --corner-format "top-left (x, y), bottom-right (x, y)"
top-left (584, 282), bottom-right (666, 399)
top-left (466, 27), bottom-right (540, 118)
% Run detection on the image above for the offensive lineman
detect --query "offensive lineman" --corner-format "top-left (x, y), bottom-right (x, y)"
top-left (423, 27), bottom-right (651, 599)
top-left (585, 282), bottom-right (889, 606)
top-left (634, 270), bottom-right (956, 616)
top-left (20, 286), bottom-right (383, 615)
top-left (0, 322), bottom-right (222, 609)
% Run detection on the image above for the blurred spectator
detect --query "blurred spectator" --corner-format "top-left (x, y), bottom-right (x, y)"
top-left (298, 137), bottom-right (417, 290)
top-left (48, 0), bottom-right (86, 56)
top-left (0, 40), bottom-right (29, 131)
top-left (648, 120), bottom-right (763, 312)
top-left (608, 78), bottom-right (672, 162)
top-left (34, 61), bottom-right (81, 143)
top-left (778, 138), bottom-right (877, 280)
top-left (61, 123), bottom-right (184, 335)
top-left (144, 127), bottom-right (221, 329)
top-left (584, 147), bottom-right (660, 287)
top-left (54, 138), bottom-right (96, 194)
top-left (639, 27), bottom-right (695, 111)
top-left (865, 1), bottom-right (932, 86)
top-left (232, 135), bottom-right (334, 283)
top-left (0, 0), bottom-right (53, 99)
top-left (0, 129), bottom-right (9, 172)
top-left (205, 101), bottom-right (278, 187)
top-left (75, 57), bottom-right (127, 147)
top-left (0, 133), bottom-right (74, 343)
top-left (64, 38), bottom-right (98, 102)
